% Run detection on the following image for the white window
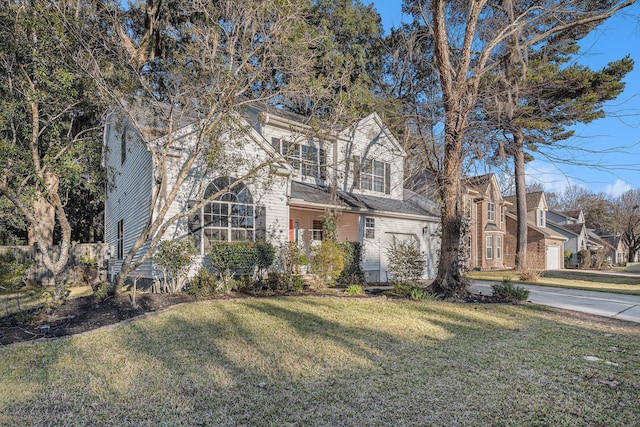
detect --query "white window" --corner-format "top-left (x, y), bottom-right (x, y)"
top-left (496, 236), bottom-right (502, 259)
top-left (190, 177), bottom-right (255, 253)
top-left (500, 206), bottom-right (505, 224)
top-left (312, 220), bottom-right (323, 241)
top-left (538, 209), bottom-right (546, 227)
top-left (354, 157), bottom-right (390, 194)
top-left (487, 202), bottom-right (495, 221)
top-left (364, 217), bottom-right (375, 239)
top-left (467, 235), bottom-right (472, 259)
top-left (466, 199), bottom-right (472, 218)
top-left (486, 236), bottom-right (493, 259)
top-left (278, 139), bottom-right (326, 180)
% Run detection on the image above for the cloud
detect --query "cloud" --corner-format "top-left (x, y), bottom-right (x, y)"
top-left (603, 179), bottom-right (631, 197)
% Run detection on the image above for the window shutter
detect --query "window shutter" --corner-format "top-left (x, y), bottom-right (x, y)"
top-left (384, 163), bottom-right (391, 195)
top-left (187, 201), bottom-right (202, 252)
top-left (255, 206), bottom-right (267, 241)
top-left (352, 156), bottom-right (361, 189)
top-left (271, 137), bottom-right (281, 153)
top-left (319, 148), bottom-right (327, 180)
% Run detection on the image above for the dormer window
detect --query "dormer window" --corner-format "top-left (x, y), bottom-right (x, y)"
top-left (353, 156), bottom-right (390, 194)
top-left (487, 202), bottom-right (495, 221)
top-left (538, 209), bottom-right (546, 227)
top-left (500, 206), bottom-right (505, 224)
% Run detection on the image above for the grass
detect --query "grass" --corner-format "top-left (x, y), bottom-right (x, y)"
top-left (466, 269), bottom-right (640, 295)
top-left (1, 296), bottom-right (639, 426)
top-left (0, 285), bottom-right (93, 317)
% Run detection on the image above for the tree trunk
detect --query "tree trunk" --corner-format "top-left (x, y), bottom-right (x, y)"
top-left (512, 129), bottom-right (528, 270)
top-left (27, 172), bottom-right (72, 302)
top-left (432, 125), bottom-right (469, 297)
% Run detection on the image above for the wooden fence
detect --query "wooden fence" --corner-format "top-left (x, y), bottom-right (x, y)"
top-left (0, 243), bottom-right (109, 286)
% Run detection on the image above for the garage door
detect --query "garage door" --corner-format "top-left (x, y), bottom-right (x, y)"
top-left (546, 245), bottom-right (560, 270)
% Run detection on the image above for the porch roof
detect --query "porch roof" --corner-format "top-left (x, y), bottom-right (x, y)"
top-left (290, 181), bottom-right (438, 219)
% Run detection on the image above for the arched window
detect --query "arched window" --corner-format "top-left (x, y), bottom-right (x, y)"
top-left (194, 177), bottom-right (254, 251)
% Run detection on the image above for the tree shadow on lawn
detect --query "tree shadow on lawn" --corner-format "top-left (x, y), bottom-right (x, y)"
top-left (2, 297), bottom-right (639, 426)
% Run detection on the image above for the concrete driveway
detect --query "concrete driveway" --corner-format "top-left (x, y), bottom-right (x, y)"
top-left (470, 280), bottom-right (640, 324)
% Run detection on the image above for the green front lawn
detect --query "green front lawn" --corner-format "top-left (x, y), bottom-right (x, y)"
top-left (1, 297), bottom-right (638, 426)
top-left (466, 269), bottom-right (640, 295)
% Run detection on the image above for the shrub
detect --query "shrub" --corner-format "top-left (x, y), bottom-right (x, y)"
top-left (345, 284), bottom-right (364, 295)
top-left (491, 278), bottom-right (530, 303)
top-left (0, 252), bottom-right (29, 293)
top-left (336, 241), bottom-right (365, 286)
top-left (77, 255), bottom-right (99, 290)
top-left (577, 249), bottom-right (591, 268)
top-left (387, 239), bottom-right (425, 285)
top-left (564, 250), bottom-right (572, 268)
top-left (310, 240), bottom-right (345, 287)
top-left (153, 239), bottom-right (197, 293)
top-left (254, 241), bottom-right (275, 278)
top-left (518, 269), bottom-right (540, 282)
top-left (209, 241), bottom-right (275, 287)
top-left (186, 268), bottom-right (220, 297)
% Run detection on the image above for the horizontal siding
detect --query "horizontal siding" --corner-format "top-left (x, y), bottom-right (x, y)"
top-left (104, 120), bottom-right (154, 277)
top-left (360, 214), bottom-right (439, 281)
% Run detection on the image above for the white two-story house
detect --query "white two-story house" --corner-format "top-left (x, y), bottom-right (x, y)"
top-left (103, 102), bottom-right (440, 283)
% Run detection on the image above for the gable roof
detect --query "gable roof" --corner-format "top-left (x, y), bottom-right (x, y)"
top-left (503, 191), bottom-right (546, 214)
top-left (505, 212), bottom-right (567, 241)
top-left (463, 174), bottom-right (494, 194)
top-left (562, 210), bottom-right (582, 221)
top-left (290, 182), bottom-right (438, 219)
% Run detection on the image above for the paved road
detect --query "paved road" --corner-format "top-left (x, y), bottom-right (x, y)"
top-left (470, 280), bottom-right (640, 324)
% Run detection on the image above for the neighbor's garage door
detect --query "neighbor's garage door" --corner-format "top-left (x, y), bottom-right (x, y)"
top-left (546, 245), bottom-right (560, 270)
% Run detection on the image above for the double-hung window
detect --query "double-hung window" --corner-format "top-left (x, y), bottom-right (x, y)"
top-left (364, 217), bottom-right (375, 239)
top-left (353, 156), bottom-right (391, 194)
top-left (274, 138), bottom-right (326, 180)
top-left (312, 220), bottom-right (323, 241)
top-left (496, 236), bottom-right (502, 259)
top-left (486, 236), bottom-right (493, 259)
top-left (487, 202), bottom-right (495, 221)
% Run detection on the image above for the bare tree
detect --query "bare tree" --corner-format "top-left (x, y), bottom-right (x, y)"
top-left (399, 0), bottom-right (636, 295)
top-left (611, 189), bottom-right (640, 262)
top-left (69, 0), bottom-right (359, 290)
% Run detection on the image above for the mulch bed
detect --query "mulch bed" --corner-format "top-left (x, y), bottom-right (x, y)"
top-left (0, 288), bottom-right (503, 346)
top-left (0, 293), bottom-right (196, 346)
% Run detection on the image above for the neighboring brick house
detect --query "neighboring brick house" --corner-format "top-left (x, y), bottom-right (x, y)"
top-left (503, 192), bottom-right (566, 270)
top-left (462, 174), bottom-right (509, 270)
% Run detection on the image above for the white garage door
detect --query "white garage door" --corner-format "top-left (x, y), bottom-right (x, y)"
top-left (546, 245), bottom-right (560, 270)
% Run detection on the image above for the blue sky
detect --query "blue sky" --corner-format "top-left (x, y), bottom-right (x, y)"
top-left (369, 1), bottom-right (640, 197)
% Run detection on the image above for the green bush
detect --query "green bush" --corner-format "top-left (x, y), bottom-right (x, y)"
top-left (345, 284), bottom-right (364, 295)
top-left (491, 278), bottom-right (530, 303)
top-left (311, 240), bottom-right (345, 287)
top-left (0, 252), bottom-right (29, 293)
top-left (564, 250), bottom-right (572, 268)
top-left (185, 268), bottom-right (220, 297)
top-left (387, 240), bottom-right (425, 285)
top-left (209, 241), bottom-right (275, 286)
top-left (153, 239), bottom-right (197, 293)
top-left (337, 241), bottom-right (365, 285)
